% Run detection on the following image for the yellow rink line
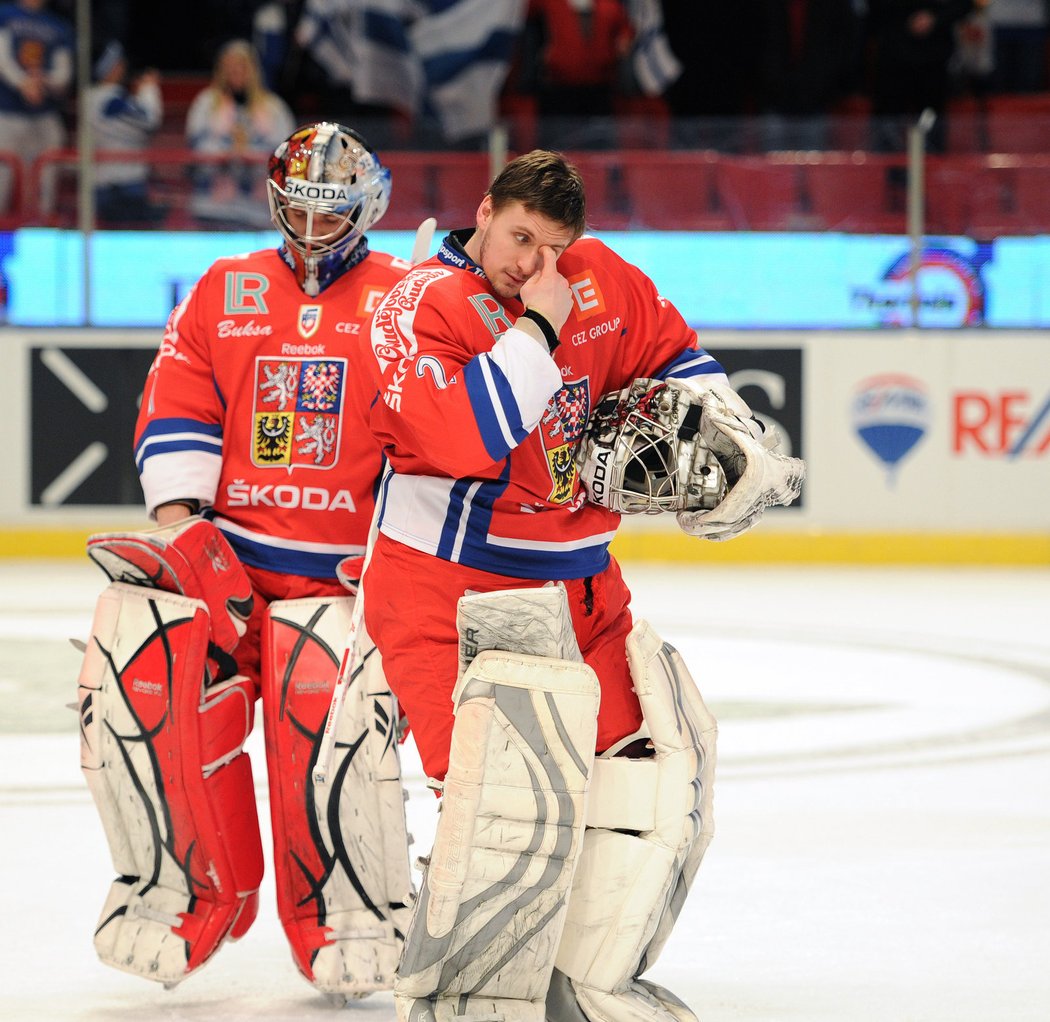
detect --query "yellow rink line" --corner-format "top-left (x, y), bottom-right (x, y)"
top-left (1, 526), bottom-right (1047, 566)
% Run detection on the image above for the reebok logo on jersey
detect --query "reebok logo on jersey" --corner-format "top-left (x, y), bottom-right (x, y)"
top-left (568, 271), bottom-right (606, 320)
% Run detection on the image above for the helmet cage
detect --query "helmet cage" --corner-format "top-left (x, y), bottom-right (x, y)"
top-left (267, 123), bottom-right (391, 267)
top-left (577, 379), bottom-right (727, 514)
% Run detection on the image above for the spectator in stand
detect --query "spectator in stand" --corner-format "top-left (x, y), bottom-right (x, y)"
top-left (868, 0), bottom-right (975, 153)
top-left (657, 1), bottom-right (764, 149)
top-left (185, 37), bottom-right (295, 227)
top-left (754, 0), bottom-right (862, 150)
top-left (987, 0), bottom-right (1049, 91)
top-left (85, 41), bottom-right (167, 224)
top-left (522, 0), bottom-right (634, 148)
top-left (0, 0), bottom-right (73, 215)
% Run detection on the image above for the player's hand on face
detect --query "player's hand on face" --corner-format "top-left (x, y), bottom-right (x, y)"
top-left (520, 245), bottom-right (572, 332)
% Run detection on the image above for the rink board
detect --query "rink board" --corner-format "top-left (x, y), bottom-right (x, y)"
top-left (3, 327), bottom-right (1048, 565)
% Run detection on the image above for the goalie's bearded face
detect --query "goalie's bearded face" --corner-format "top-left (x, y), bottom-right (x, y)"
top-left (469, 197), bottom-right (575, 301)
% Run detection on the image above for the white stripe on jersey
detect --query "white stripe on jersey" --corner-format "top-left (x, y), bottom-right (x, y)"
top-left (450, 480), bottom-right (484, 562)
top-left (136, 430), bottom-right (223, 460)
top-left (213, 516), bottom-right (365, 557)
top-left (485, 530), bottom-right (619, 553)
top-left (489, 327), bottom-right (563, 432)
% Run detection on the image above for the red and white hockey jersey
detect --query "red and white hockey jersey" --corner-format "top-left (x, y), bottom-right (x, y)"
top-left (366, 232), bottom-right (728, 580)
top-left (135, 244), bottom-right (411, 578)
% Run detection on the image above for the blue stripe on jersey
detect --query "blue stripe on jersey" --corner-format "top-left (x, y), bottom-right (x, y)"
top-left (436, 471), bottom-right (508, 561)
top-left (464, 355), bottom-right (529, 462)
top-left (135, 438), bottom-right (222, 472)
top-left (457, 530), bottom-right (613, 581)
top-left (135, 417), bottom-right (223, 465)
top-left (217, 527), bottom-right (345, 579)
top-left (655, 347), bottom-right (725, 381)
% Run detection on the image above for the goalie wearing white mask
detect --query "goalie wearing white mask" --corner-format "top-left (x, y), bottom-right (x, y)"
top-left (75, 122), bottom-right (415, 1002)
top-left (354, 149), bottom-right (805, 1022)
top-left (268, 120), bottom-right (391, 296)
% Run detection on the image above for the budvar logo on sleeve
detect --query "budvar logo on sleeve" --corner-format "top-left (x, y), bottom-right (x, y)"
top-left (568, 271), bottom-right (606, 319)
top-left (370, 267), bottom-right (451, 373)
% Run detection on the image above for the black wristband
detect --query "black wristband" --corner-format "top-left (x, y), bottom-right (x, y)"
top-left (160, 498), bottom-right (201, 515)
top-left (519, 308), bottom-right (560, 353)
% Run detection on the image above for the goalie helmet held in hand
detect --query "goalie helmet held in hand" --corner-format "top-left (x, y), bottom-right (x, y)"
top-left (577, 379), bottom-right (728, 514)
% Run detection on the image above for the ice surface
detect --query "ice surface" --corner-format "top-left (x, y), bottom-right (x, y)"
top-left (2, 559), bottom-right (1048, 1022)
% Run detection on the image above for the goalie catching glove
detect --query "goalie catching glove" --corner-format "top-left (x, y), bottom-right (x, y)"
top-left (577, 379), bottom-right (805, 541)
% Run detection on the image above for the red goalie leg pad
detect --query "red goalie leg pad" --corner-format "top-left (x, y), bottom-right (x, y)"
top-left (171, 670), bottom-right (265, 970)
top-left (261, 597), bottom-right (354, 980)
top-left (87, 516), bottom-right (254, 653)
top-left (82, 584), bottom-right (264, 984)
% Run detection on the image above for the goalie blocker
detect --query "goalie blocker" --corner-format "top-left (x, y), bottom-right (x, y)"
top-left (393, 586), bottom-right (716, 1022)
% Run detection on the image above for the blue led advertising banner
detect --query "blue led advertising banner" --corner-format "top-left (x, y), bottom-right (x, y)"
top-left (3, 228), bottom-right (1050, 329)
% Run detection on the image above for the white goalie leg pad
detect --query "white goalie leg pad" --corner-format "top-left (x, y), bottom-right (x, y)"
top-left (548, 619), bottom-right (717, 1022)
top-left (394, 585), bottom-right (600, 1022)
top-left (78, 582), bottom-right (263, 987)
top-left (262, 596), bottom-right (414, 1001)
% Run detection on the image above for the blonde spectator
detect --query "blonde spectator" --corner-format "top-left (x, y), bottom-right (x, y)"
top-left (185, 38), bottom-right (295, 227)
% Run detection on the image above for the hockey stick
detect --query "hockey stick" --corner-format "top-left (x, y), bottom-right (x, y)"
top-left (410, 216), bottom-right (437, 265)
top-left (313, 469), bottom-right (385, 786)
top-left (314, 220), bottom-right (436, 784)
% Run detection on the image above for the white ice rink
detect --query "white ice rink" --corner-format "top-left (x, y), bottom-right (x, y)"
top-left (2, 558), bottom-right (1048, 1022)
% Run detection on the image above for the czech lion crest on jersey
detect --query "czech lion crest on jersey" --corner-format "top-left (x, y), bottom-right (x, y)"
top-left (252, 356), bottom-right (346, 470)
top-left (539, 378), bottom-right (590, 504)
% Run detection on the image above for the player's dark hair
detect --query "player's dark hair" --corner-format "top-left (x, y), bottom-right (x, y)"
top-left (488, 150), bottom-right (586, 239)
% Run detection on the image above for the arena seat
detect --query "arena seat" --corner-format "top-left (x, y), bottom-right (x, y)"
top-left (804, 154), bottom-right (905, 234)
top-left (621, 151), bottom-right (730, 230)
top-left (983, 93), bottom-right (1050, 154)
top-left (1011, 159), bottom-right (1050, 233)
top-left (925, 155), bottom-right (1022, 238)
top-left (381, 152), bottom-right (491, 231)
top-left (713, 156), bottom-right (802, 231)
top-left (563, 151), bottom-right (628, 231)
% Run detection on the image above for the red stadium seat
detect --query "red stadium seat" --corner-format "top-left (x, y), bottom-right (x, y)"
top-left (713, 157), bottom-right (802, 231)
top-left (621, 152), bottom-right (729, 230)
top-left (983, 93), bottom-right (1050, 153)
top-left (381, 152), bottom-right (491, 232)
top-left (926, 156), bottom-right (1023, 238)
top-left (431, 153), bottom-right (492, 229)
top-left (804, 155), bottom-right (905, 234)
top-left (1012, 160), bottom-right (1050, 233)
top-left (563, 151), bottom-right (628, 231)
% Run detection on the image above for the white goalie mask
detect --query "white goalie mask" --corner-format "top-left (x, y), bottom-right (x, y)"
top-left (267, 122), bottom-right (391, 295)
top-left (577, 379), bottom-right (728, 514)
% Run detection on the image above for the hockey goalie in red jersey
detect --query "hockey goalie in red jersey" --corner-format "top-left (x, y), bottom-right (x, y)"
top-left (358, 150), bottom-right (805, 1022)
top-left (75, 122), bottom-right (414, 1001)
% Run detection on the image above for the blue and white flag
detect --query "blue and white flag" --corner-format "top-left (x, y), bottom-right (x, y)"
top-left (297, 0), bottom-right (525, 141)
top-left (410, 0), bottom-right (526, 141)
top-left (625, 0), bottom-right (682, 97)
